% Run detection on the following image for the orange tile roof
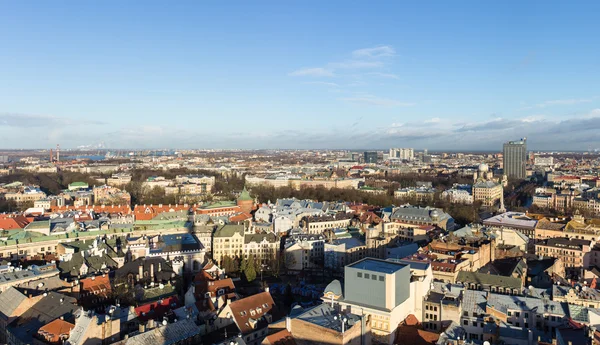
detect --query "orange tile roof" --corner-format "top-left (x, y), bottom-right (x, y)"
top-left (394, 315), bottom-right (439, 345)
top-left (80, 275), bottom-right (112, 298)
top-left (37, 318), bottom-right (75, 343)
top-left (133, 204), bottom-right (190, 220)
top-left (230, 212), bottom-right (253, 222)
top-left (0, 215), bottom-right (30, 229)
top-left (263, 329), bottom-right (297, 345)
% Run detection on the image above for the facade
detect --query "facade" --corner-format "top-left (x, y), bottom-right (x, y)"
top-left (284, 234), bottom-right (325, 271)
top-left (535, 237), bottom-right (591, 279)
top-left (389, 148), bottom-right (414, 161)
top-left (503, 138), bottom-right (527, 180)
top-left (325, 258), bottom-right (432, 345)
top-left (482, 212), bottom-right (537, 238)
top-left (212, 224), bottom-right (245, 264)
top-left (389, 206), bottom-right (455, 231)
top-left (363, 151), bottom-right (378, 164)
top-left (269, 304), bottom-right (370, 345)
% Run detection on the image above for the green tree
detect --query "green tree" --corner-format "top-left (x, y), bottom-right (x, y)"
top-left (222, 255), bottom-right (240, 274)
top-left (244, 254), bottom-right (257, 282)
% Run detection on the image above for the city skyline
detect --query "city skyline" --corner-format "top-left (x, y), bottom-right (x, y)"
top-left (1, 1), bottom-right (600, 150)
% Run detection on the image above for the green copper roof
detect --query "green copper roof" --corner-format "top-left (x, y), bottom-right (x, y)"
top-left (237, 187), bottom-right (252, 201)
top-left (69, 182), bottom-right (89, 187)
top-left (200, 201), bottom-right (237, 209)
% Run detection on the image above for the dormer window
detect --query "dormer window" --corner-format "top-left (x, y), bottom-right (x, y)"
top-left (250, 310), bottom-right (256, 316)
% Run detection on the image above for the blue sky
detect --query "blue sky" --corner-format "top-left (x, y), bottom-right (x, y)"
top-left (1, 1), bottom-right (599, 150)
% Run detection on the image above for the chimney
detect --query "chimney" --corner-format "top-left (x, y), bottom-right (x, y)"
top-left (285, 316), bottom-right (292, 333)
top-left (139, 323), bottom-right (145, 333)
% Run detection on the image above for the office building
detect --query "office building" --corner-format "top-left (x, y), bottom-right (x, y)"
top-left (503, 138), bottom-right (527, 179)
top-left (363, 151), bottom-right (378, 164)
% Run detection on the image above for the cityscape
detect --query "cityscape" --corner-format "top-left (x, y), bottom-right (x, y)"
top-left (2, 2), bottom-right (600, 345)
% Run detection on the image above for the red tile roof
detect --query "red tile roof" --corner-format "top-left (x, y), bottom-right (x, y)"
top-left (51, 205), bottom-right (132, 214)
top-left (134, 296), bottom-right (180, 322)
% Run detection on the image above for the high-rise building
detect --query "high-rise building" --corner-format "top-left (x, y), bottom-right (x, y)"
top-left (503, 138), bottom-right (527, 179)
top-left (364, 151), bottom-right (378, 164)
top-left (388, 148), bottom-right (414, 160)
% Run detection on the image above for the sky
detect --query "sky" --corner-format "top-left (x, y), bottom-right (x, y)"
top-left (1, 1), bottom-right (600, 151)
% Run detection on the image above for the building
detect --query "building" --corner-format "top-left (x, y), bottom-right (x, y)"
top-left (534, 156), bottom-right (554, 167)
top-left (535, 237), bottom-right (591, 279)
top-left (393, 186), bottom-right (436, 202)
top-left (389, 148), bottom-right (414, 161)
top-left (482, 212), bottom-right (537, 238)
top-left (283, 234), bottom-right (325, 271)
top-left (503, 138), bottom-right (527, 180)
top-left (389, 206), bottom-right (455, 231)
top-left (212, 224), bottom-right (246, 265)
top-left (472, 163), bottom-right (505, 207)
top-left (324, 258), bottom-right (432, 344)
top-left (110, 318), bottom-right (202, 345)
top-left (269, 304), bottom-right (370, 345)
top-left (442, 185), bottom-right (473, 204)
top-left (0, 287), bottom-right (31, 344)
top-left (363, 151), bottom-right (378, 164)
top-left (6, 292), bottom-right (78, 345)
top-left (217, 291), bottom-right (277, 345)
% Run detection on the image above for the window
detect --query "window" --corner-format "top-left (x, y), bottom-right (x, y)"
top-left (515, 312), bottom-right (520, 317)
top-left (463, 320), bottom-right (468, 326)
top-left (508, 311), bottom-right (512, 316)
top-left (357, 272), bottom-right (362, 278)
top-left (379, 276), bottom-right (384, 281)
top-left (372, 275), bottom-right (377, 280)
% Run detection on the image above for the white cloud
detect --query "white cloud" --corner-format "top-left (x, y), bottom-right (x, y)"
top-left (425, 117), bottom-right (440, 123)
top-left (582, 108), bottom-right (600, 119)
top-left (367, 72), bottom-right (400, 79)
top-left (520, 98), bottom-right (592, 110)
top-left (304, 81), bottom-right (339, 87)
top-left (288, 67), bottom-right (334, 77)
top-left (352, 45), bottom-right (396, 58)
top-left (329, 60), bottom-right (383, 69)
top-left (339, 95), bottom-right (414, 107)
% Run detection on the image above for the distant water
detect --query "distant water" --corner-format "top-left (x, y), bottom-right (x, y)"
top-left (64, 155), bottom-right (105, 161)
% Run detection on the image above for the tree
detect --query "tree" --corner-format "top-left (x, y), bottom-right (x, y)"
top-left (244, 254), bottom-right (257, 282)
top-left (222, 255), bottom-right (240, 274)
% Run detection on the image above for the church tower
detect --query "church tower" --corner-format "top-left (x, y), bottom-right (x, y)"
top-left (237, 187), bottom-right (254, 214)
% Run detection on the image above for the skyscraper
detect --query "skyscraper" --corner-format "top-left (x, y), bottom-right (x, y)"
top-left (503, 138), bottom-right (527, 179)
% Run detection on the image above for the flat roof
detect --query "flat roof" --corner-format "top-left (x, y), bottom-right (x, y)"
top-left (348, 258), bottom-right (406, 274)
